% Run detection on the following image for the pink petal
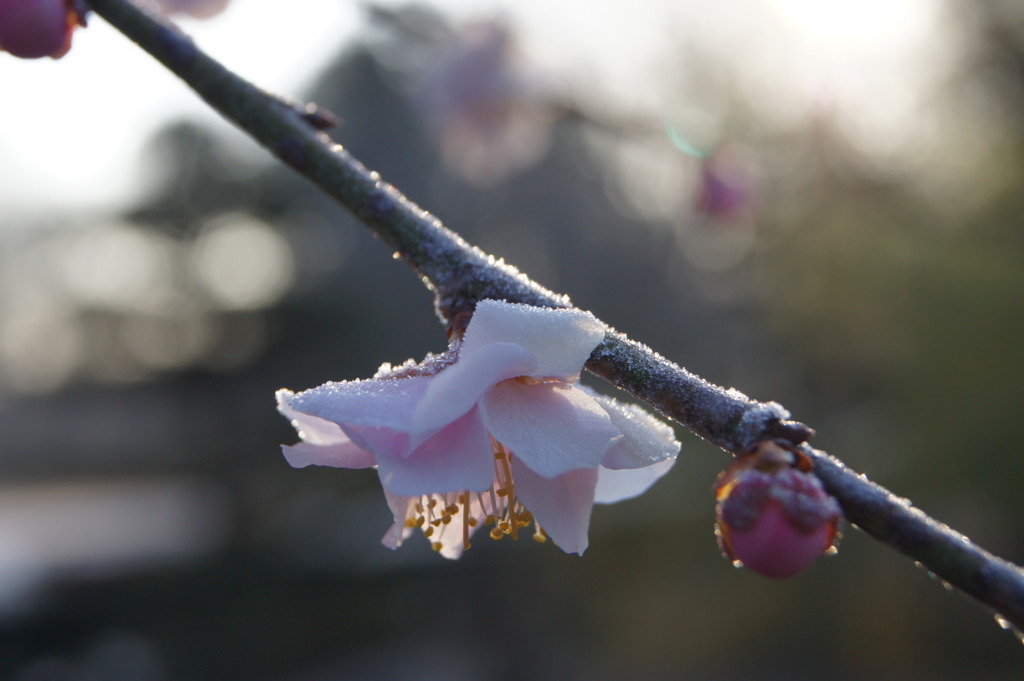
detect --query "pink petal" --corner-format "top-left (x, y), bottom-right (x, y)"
top-left (585, 389), bottom-right (680, 470)
top-left (461, 300), bottom-right (605, 379)
top-left (381, 490), bottom-right (415, 550)
top-left (482, 381), bottom-right (619, 478)
top-left (511, 458), bottom-right (598, 555)
top-left (375, 407), bottom-right (494, 496)
top-left (277, 377), bottom-right (430, 434)
top-left (412, 342), bottom-right (536, 443)
top-left (594, 458), bottom-right (676, 504)
top-left (277, 393), bottom-right (381, 468)
top-left (281, 441), bottom-right (377, 469)
top-left (278, 395), bottom-right (347, 446)
top-left (278, 385), bottom-right (418, 459)
top-left (436, 540), bottom-right (466, 560)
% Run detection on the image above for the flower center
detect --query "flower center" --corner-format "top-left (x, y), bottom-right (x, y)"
top-left (401, 436), bottom-right (546, 552)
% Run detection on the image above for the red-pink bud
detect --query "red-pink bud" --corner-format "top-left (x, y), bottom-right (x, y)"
top-left (715, 441), bottom-right (841, 579)
top-left (0, 0), bottom-right (83, 59)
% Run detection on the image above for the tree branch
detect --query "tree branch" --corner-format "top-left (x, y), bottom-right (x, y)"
top-left (86, 0), bottom-right (1024, 631)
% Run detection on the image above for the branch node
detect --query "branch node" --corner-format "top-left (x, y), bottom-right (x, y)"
top-left (735, 400), bottom-right (803, 450)
top-left (764, 418), bottom-right (816, 447)
top-left (298, 102), bottom-right (340, 131)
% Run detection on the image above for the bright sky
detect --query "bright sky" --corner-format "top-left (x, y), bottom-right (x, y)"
top-left (0, 0), bottom-right (360, 213)
top-left (0, 0), bottom-right (950, 216)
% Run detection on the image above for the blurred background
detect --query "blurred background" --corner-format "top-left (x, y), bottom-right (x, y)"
top-left (1, 0), bottom-right (1023, 678)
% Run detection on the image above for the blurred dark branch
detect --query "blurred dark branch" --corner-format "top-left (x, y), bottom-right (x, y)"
top-left (88, 0), bottom-right (1024, 631)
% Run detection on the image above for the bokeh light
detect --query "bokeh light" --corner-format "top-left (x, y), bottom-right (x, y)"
top-left (191, 214), bottom-right (295, 311)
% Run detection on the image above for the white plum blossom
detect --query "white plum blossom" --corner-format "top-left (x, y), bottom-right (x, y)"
top-left (277, 300), bottom-right (679, 558)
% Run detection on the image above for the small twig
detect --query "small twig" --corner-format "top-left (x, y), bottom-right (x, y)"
top-left (807, 447), bottom-right (1024, 631)
top-left (86, 0), bottom-right (1024, 631)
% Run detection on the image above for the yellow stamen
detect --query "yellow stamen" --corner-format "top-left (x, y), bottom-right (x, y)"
top-left (400, 440), bottom-right (547, 554)
top-left (462, 491), bottom-right (471, 552)
top-left (488, 487), bottom-right (500, 519)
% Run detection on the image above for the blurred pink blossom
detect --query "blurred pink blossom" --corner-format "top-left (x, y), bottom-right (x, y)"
top-left (694, 144), bottom-right (758, 223)
top-left (416, 21), bottom-right (560, 186)
top-left (277, 300), bottom-right (678, 558)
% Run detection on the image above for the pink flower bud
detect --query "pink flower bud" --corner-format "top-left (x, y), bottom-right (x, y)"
top-left (0, 0), bottom-right (83, 59)
top-left (714, 441), bottom-right (841, 579)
